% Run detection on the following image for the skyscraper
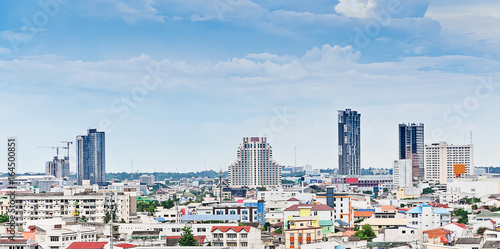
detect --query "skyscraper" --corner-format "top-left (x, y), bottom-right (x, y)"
top-left (399, 123), bottom-right (424, 181)
top-left (338, 109), bottom-right (360, 175)
top-left (77, 128), bottom-right (105, 185)
top-left (228, 137), bottom-right (281, 188)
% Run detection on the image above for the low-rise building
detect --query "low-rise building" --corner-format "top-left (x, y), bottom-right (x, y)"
top-left (211, 226), bottom-right (261, 249)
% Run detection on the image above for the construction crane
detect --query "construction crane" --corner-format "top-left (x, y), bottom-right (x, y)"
top-left (38, 146), bottom-right (68, 159)
top-left (60, 141), bottom-right (73, 159)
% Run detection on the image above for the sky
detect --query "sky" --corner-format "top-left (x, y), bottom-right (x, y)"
top-left (0, 0), bottom-right (499, 174)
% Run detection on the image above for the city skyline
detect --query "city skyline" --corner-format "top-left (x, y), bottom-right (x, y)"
top-left (0, 1), bottom-right (499, 173)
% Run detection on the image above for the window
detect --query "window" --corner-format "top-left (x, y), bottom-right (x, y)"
top-left (50, 236), bottom-right (59, 242)
top-left (228, 234), bottom-right (237, 238)
top-left (172, 228), bottom-right (181, 232)
top-left (241, 234), bottom-right (248, 238)
top-left (241, 242), bottom-right (248, 247)
top-left (197, 228), bottom-right (206, 232)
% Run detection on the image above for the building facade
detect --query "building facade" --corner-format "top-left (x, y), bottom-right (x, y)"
top-left (393, 159), bottom-right (412, 188)
top-left (424, 142), bottom-right (474, 184)
top-left (45, 157), bottom-right (70, 179)
top-left (399, 123), bottom-right (424, 181)
top-left (228, 137), bottom-right (281, 188)
top-left (77, 129), bottom-right (105, 185)
top-left (338, 109), bottom-right (360, 175)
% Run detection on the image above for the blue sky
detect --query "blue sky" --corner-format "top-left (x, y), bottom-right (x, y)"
top-left (0, 0), bottom-right (499, 173)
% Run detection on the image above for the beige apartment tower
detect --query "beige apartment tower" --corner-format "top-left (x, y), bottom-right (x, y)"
top-left (424, 142), bottom-right (473, 184)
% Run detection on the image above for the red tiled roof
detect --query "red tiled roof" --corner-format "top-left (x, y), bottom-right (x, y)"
top-left (0, 239), bottom-right (31, 244)
top-left (165, 236), bottom-right (206, 243)
top-left (288, 198), bottom-right (300, 201)
top-left (284, 204), bottom-right (334, 211)
top-left (114, 243), bottom-right (138, 248)
top-left (211, 226), bottom-right (251, 233)
top-left (450, 222), bottom-right (468, 229)
top-left (354, 211), bottom-right (373, 217)
top-left (423, 228), bottom-right (451, 239)
top-left (67, 242), bottom-right (108, 249)
top-left (343, 230), bottom-right (356, 237)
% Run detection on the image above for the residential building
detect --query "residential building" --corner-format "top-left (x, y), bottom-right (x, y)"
top-left (424, 142), bottom-right (473, 184)
top-left (139, 175), bottom-right (155, 185)
top-left (12, 188), bottom-right (136, 223)
top-left (211, 226), bottom-right (261, 249)
top-left (22, 223), bottom-right (98, 249)
top-left (338, 109), bottom-right (361, 175)
top-left (399, 123), bottom-right (424, 181)
top-left (358, 218), bottom-right (407, 234)
top-left (284, 226), bottom-right (323, 249)
top-left (0, 239), bottom-right (39, 249)
top-left (213, 201), bottom-right (264, 226)
top-left (406, 205), bottom-right (451, 230)
top-left (77, 128), bottom-right (106, 185)
top-left (228, 137), bottom-right (282, 188)
top-left (326, 189), bottom-right (352, 225)
top-left (393, 159), bottom-right (413, 188)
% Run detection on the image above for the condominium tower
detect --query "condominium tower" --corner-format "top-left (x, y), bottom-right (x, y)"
top-left (338, 109), bottom-right (360, 175)
top-left (228, 137), bottom-right (281, 188)
top-left (424, 142), bottom-right (473, 184)
top-left (77, 128), bottom-right (106, 185)
top-left (399, 123), bottom-right (424, 181)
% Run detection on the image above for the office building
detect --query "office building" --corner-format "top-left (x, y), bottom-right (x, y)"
top-left (424, 142), bottom-right (474, 184)
top-left (393, 159), bottom-right (412, 188)
top-left (45, 157), bottom-right (70, 179)
top-left (139, 174), bottom-right (155, 185)
top-left (77, 128), bottom-right (105, 185)
top-left (399, 123), bottom-right (424, 181)
top-left (338, 109), bottom-right (360, 175)
top-left (228, 137), bottom-right (281, 188)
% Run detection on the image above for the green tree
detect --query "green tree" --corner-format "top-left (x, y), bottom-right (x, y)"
top-left (422, 187), bottom-right (435, 195)
top-left (161, 199), bottom-right (175, 209)
top-left (178, 226), bottom-right (198, 246)
top-left (454, 208), bottom-right (469, 224)
top-left (262, 222), bottom-right (271, 231)
top-left (273, 228), bottom-right (282, 234)
top-left (0, 215), bottom-right (9, 223)
top-left (104, 211), bottom-right (117, 223)
top-left (146, 205), bottom-right (157, 216)
top-left (354, 224), bottom-right (376, 242)
top-left (80, 216), bottom-right (87, 222)
top-left (477, 227), bottom-right (487, 235)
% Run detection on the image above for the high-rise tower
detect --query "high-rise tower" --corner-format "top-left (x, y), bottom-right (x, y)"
top-left (399, 123), bottom-right (424, 181)
top-left (228, 137), bottom-right (281, 188)
top-left (77, 128), bottom-right (105, 185)
top-left (338, 109), bottom-right (361, 175)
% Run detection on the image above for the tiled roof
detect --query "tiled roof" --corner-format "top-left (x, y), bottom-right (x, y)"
top-left (114, 244), bottom-right (138, 248)
top-left (381, 205), bottom-right (396, 211)
top-left (211, 226), bottom-right (251, 233)
top-left (165, 236), bottom-right (206, 244)
top-left (456, 238), bottom-right (482, 244)
top-left (0, 239), bottom-right (32, 244)
top-left (284, 204), bottom-right (334, 211)
top-left (288, 198), bottom-right (300, 201)
top-left (423, 228), bottom-right (451, 239)
top-left (354, 211), bottom-right (374, 217)
top-left (449, 222), bottom-right (468, 229)
top-left (343, 230), bottom-right (356, 237)
top-left (67, 242), bottom-right (108, 249)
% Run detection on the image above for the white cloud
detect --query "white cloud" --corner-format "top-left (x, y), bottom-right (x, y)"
top-left (77, 0), bottom-right (165, 24)
top-left (335, 0), bottom-right (377, 18)
top-left (0, 47), bottom-right (11, 54)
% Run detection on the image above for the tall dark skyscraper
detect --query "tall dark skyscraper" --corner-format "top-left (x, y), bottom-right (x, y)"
top-left (338, 109), bottom-right (361, 175)
top-left (77, 128), bottom-right (105, 185)
top-left (399, 123), bottom-right (424, 181)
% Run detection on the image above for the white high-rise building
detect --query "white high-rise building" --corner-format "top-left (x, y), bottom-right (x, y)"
top-left (393, 159), bottom-right (412, 188)
top-left (228, 137), bottom-right (282, 188)
top-left (424, 142), bottom-right (473, 184)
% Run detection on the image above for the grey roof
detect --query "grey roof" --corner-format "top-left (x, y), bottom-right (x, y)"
top-left (132, 231), bottom-right (160, 235)
top-left (182, 215), bottom-right (240, 221)
top-left (483, 241), bottom-right (500, 249)
top-left (455, 238), bottom-right (482, 244)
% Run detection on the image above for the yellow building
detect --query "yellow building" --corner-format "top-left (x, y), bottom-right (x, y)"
top-left (285, 226), bottom-right (323, 249)
top-left (396, 187), bottom-right (420, 200)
